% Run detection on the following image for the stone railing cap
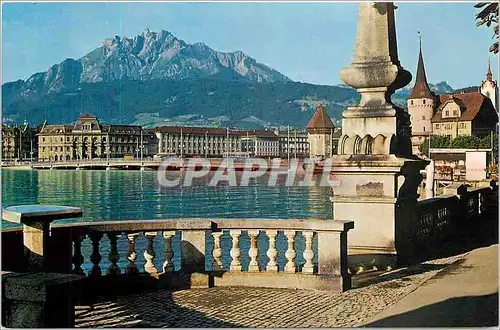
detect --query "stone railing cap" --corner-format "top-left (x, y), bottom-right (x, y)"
top-left (49, 218), bottom-right (354, 233)
top-left (2, 205), bottom-right (83, 224)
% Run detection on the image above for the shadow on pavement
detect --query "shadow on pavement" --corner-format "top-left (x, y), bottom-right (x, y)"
top-left (75, 288), bottom-right (241, 328)
top-left (364, 293), bottom-right (499, 327)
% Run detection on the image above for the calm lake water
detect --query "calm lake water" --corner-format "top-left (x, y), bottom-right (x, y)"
top-left (1, 169), bottom-right (333, 228)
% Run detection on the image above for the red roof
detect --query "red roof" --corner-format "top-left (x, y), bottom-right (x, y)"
top-left (408, 46), bottom-right (434, 100)
top-left (431, 92), bottom-right (490, 122)
top-left (306, 105), bottom-right (334, 130)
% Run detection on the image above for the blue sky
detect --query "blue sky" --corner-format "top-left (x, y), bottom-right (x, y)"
top-left (1, 2), bottom-right (498, 88)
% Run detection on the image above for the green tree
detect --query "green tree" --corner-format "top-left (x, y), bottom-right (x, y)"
top-left (420, 135), bottom-right (451, 155)
top-left (450, 135), bottom-right (481, 148)
top-left (475, 2), bottom-right (499, 54)
top-left (480, 133), bottom-right (499, 162)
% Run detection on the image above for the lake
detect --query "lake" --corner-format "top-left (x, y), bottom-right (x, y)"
top-left (1, 169), bottom-right (333, 228)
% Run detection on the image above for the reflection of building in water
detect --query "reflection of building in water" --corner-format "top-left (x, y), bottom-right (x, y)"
top-left (306, 105), bottom-right (335, 158)
top-left (37, 114), bottom-right (157, 161)
top-left (305, 183), bottom-right (333, 218)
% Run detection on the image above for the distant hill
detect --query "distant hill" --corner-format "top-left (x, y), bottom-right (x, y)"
top-left (2, 28), bottom-right (459, 129)
top-left (2, 77), bottom-right (359, 129)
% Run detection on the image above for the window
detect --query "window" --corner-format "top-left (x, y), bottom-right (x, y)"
top-left (453, 110), bottom-right (458, 116)
top-left (445, 110), bottom-right (449, 116)
top-left (435, 124), bottom-right (440, 129)
top-left (422, 116), bottom-right (426, 120)
top-left (423, 127), bottom-right (426, 132)
top-left (423, 99), bottom-right (426, 105)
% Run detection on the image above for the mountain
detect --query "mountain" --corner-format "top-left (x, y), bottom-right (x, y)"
top-left (4, 29), bottom-right (290, 97)
top-left (2, 78), bottom-right (358, 129)
top-left (1, 28), bottom-right (459, 129)
top-left (391, 81), bottom-right (454, 107)
top-left (1, 29), bottom-right (353, 128)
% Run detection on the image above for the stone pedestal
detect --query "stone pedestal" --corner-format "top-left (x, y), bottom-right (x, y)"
top-left (331, 154), bottom-right (427, 271)
top-left (2, 205), bottom-right (83, 272)
top-left (2, 272), bottom-right (84, 328)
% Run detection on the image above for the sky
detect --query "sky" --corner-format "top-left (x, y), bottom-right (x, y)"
top-left (1, 1), bottom-right (499, 89)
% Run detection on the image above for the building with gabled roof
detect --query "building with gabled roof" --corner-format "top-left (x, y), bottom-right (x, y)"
top-left (431, 91), bottom-right (497, 139)
top-left (407, 36), bottom-right (498, 154)
top-left (306, 104), bottom-right (335, 158)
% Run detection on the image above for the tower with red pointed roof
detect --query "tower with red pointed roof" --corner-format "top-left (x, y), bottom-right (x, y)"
top-left (306, 104), bottom-right (335, 158)
top-left (480, 58), bottom-right (498, 111)
top-left (407, 33), bottom-right (435, 154)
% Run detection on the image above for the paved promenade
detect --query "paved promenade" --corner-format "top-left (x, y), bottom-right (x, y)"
top-left (364, 244), bottom-right (498, 327)
top-left (73, 245), bottom-right (499, 328)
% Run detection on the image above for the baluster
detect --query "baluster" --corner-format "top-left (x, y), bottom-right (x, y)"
top-left (72, 234), bottom-right (85, 275)
top-left (230, 230), bottom-right (242, 272)
top-left (162, 231), bottom-right (175, 273)
top-left (302, 231), bottom-right (314, 274)
top-left (144, 232), bottom-right (158, 274)
top-left (266, 230), bottom-right (278, 272)
top-left (212, 232), bottom-right (223, 271)
top-left (107, 232), bottom-right (121, 275)
top-left (248, 230), bottom-right (260, 272)
top-left (284, 230), bottom-right (296, 273)
top-left (88, 232), bottom-right (103, 277)
top-left (126, 233), bottom-right (140, 274)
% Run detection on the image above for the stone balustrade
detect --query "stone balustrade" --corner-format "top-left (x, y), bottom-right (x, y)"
top-left (398, 181), bottom-right (498, 264)
top-left (2, 218), bottom-right (353, 293)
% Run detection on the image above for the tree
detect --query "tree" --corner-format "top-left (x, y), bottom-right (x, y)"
top-left (420, 135), bottom-right (451, 155)
top-left (450, 135), bottom-right (481, 148)
top-left (475, 2), bottom-right (499, 54)
top-left (480, 133), bottom-right (498, 161)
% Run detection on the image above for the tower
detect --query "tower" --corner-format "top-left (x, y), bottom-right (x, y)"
top-left (306, 104), bottom-right (334, 158)
top-left (480, 58), bottom-right (498, 111)
top-left (407, 33), bottom-right (435, 154)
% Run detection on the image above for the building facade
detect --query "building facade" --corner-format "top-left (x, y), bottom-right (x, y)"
top-left (306, 104), bottom-right (335, 158)
top-left (431, 93), bottom-right (498, 139)
top-left (278, 129), bottom-right (309, 158)
top-left (37, 114), bottom-right (156, 161)
top-left (407, 43), bottom-right (498, 154)
top-left (2, 122), bottom-right (37, 161)
top-left (240, 130), bottom-right (280, 157)
top-left (155, 126), bottom-right (281, 158)
top-left (155, 127), bottom-right (241, 157)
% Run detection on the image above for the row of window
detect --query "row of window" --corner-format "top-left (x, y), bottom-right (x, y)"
top-left (434, 122), bottom-right (468, 130)
top-left (444, 110), bottom-right (460, 117)
top-left (409, 99), bottom-right (429, 106)
top-left (40, 136), bottom-right (143, 143)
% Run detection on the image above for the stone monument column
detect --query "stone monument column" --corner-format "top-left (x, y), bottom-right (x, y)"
top-left (331, 2), bottom-right (428, 271)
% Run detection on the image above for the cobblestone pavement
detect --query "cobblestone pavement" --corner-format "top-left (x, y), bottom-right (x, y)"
top-left (75, 253), bottom-right (468, 328)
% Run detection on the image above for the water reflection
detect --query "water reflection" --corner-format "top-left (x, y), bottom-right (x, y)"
top-left (2, 169), bottom-right (333, 227)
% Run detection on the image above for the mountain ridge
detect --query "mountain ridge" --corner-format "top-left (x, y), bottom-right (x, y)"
top-left (2, 28), bottom-right (460, 129)
top-left (5, 29), bottom-right (290, 97)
